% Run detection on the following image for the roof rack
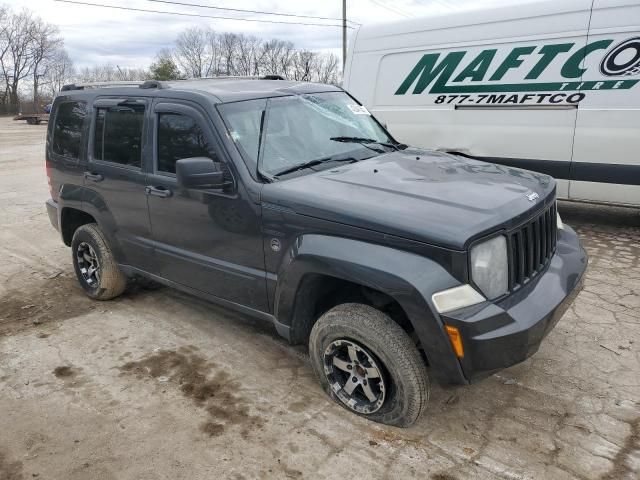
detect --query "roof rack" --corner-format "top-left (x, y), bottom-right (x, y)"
top-left (61, 81), bottom-right (163, 91)
top-left (60, 76), bottom-right (283, 92)
top-left (179, 75), bottom-right (285, 81)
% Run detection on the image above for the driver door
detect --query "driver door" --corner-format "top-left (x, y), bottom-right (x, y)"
top-left (145, 100), bottom-right (268, 312)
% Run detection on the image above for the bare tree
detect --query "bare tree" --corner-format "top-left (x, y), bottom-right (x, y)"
top-left (44, 47), bottom-right (74, 96)
top-left (0, 9), bottom-right (38, 113)
top-left (235, 35), bottom-right (262, 76)
top-left (160, 27), bottom-right (340, 83)
top-left (0, 5), bottom-right (10, 109)
top-left (77, 64), bottom-right (115, 82)
top-left (30, 17), bottom-right (62, 108)
top-left (0, 7), bottom-right (70, 112)
top-left (278, 41), bottom-right (296, 79)
top-left (75, 64), bottom-right (146, 83)
top-left (218, 32), bottom-right (238, 76)
top-left (314, 52), bottom-right (340, 84)
top-left (114, 65), bottom-right (148, 81)
top-left (205, 29), bottom-right (222, 76)
top-left (174, 27), bottom-right (209, 78)
top-left (291, 50), bottom-right (317, 82)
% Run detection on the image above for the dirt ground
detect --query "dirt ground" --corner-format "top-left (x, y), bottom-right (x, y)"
top-left (1, 116), bottom-right (639, 480)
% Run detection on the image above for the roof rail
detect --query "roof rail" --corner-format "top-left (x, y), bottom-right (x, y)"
top-left (178, 75), bottom-right (285, 81)
top-left (61, 81), bottom-right (146, 91)
top-left (60, 76), bottom-right (284, 92)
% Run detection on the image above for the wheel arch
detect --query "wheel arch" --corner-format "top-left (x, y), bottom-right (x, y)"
top-left (284, 273), bottom-right (415, 346)
top-left (60, 207), bottom-right (96, 246)
top-left (273, 234), bottom-right (468, 384)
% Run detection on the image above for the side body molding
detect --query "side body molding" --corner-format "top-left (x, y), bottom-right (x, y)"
top-left (273, 234), bottom-right (468, 384)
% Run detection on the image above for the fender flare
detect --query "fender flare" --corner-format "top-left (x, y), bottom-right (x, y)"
top-left (56, 183), bottom-right (121, 256)
top-left (77, 186), bottom-right (127, 263)
top-left (274, 234), bottom-right (468, 384)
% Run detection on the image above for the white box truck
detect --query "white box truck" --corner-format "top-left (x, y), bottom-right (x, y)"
top-left (343, 0), bottom-right (640, 207)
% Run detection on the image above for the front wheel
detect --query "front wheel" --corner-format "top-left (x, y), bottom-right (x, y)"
top-left (309, 303), bottom-right (429, 427)
top-left (71, 223), bottom-right (127, 300)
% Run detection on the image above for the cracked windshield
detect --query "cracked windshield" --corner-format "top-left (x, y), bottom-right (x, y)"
top-left (219, 92), bottom-right (396, 177)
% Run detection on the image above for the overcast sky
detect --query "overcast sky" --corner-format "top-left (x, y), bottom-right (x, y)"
top-left (3, 0), bottom-right (527, 68)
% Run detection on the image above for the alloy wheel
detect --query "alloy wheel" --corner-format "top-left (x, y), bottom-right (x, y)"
top-left (322, 339), bottom-right (386, 414)
top-left (76, 242), bottom-right (101, 287)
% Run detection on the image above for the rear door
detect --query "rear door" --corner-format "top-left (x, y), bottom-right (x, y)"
top-left (145, 100), bottom-right (268, 312)
top-left (84, 97), bottom-right (154, 271)
top-left (569, 0), bottom-right (640, 205)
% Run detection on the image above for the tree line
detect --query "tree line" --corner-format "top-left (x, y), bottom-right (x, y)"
top-left (1, 5), bottom-right (341, 114)
top-left (0, 5), bottom-right (71, 114)
top-left (151, 27), bottom-right (340, 84)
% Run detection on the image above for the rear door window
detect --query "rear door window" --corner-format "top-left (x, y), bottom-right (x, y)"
top-left (52, 101), bottom-right (87, 159)
top-left (93, 103), bottom-right (145, 168)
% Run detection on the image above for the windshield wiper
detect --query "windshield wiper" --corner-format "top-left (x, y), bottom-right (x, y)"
top-left (330, 136), bottom-right (400, 152)
top-left (272, 156), bottom-right (359, 177)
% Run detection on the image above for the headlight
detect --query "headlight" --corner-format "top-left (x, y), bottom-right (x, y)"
top-left (471, 235), bottom-right (508, 299)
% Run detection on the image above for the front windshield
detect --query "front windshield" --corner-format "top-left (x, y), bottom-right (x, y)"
top-left (218, 92), bottom-right (394, 178)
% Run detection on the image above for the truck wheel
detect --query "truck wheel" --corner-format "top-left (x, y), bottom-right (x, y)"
top-left (71, 223), bottom-right (127, 300)
top-left (309, 303), bottom-right (429, 427)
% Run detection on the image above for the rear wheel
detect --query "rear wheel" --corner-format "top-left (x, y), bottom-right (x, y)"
top-left (309, 303), bottom-right (429, 427)
top-left (71, 223), bottom-right (127, 300)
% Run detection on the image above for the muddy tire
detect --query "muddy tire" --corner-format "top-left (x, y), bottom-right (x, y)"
top-left (309, 303), bottom-right (429, 427)
top-left (71, 223), bottom-right (127, 300)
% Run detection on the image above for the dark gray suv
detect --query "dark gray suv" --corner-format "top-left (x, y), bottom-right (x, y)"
top-left (45, 78), bottom-right (587, 427)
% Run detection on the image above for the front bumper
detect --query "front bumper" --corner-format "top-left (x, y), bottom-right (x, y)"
top-left (442, 225), bottom-right (587, 382)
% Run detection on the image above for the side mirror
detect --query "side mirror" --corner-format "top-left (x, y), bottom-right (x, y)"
top-left (176, 157), bottom-right (227, 190)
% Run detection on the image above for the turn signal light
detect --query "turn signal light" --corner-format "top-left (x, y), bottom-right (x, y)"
top-left (445, 325), bottom-right (464, 358)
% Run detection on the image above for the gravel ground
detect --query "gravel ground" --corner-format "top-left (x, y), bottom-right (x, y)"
top-left (0, 116), bottom-right (639, 480)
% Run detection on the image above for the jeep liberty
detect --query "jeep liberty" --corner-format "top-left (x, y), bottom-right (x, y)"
top-left (45, 78), bottom-right (587, 427)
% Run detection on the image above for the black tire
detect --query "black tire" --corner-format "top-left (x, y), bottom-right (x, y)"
top-left (71, 223), bottom-right (127, 300)
top-left (309, 303), bottom-right (429, 427)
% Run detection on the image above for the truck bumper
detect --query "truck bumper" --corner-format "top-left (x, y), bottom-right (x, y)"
top-left (46, 198), bottom-right (59, 231)
top-left (441, 225), bottom-right (587, 383)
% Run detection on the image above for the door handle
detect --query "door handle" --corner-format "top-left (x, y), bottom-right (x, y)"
top-left (145, 186), bottom-right (172, 198)
top-left (84, 172), bottom-right (104, 182)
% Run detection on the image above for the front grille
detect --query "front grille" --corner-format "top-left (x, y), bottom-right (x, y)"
top-left (507, 202), bottom-right (557, 291)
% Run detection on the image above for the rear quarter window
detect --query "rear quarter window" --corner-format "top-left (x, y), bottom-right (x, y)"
top-left (52, 101), bottom-right (87, 159)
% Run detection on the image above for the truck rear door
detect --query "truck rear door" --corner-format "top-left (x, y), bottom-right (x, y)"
top-left (569, 0), bottom-right (640, 205)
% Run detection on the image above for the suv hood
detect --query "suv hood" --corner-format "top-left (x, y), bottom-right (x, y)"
top-left (261, 151), bottom-right (556, 250)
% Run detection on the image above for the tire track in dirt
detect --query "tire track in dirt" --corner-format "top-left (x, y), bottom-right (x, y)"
top-left (0, 275), bottom-right (95, 336)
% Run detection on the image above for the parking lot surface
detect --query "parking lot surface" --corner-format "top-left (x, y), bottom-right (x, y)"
top-left (1, 116), bottom-right (638, 479)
